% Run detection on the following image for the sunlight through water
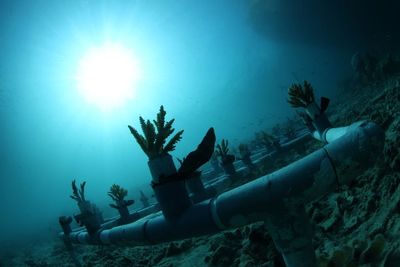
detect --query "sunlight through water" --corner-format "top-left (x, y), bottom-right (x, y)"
top-left (76, 43), bottom-right (141, 111)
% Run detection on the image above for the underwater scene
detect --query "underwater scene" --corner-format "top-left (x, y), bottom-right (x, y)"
top-left (1, 0), bottom-right (400, 266)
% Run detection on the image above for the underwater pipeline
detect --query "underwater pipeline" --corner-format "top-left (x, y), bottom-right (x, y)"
top-left (61, 120), bottom-right (384, 267)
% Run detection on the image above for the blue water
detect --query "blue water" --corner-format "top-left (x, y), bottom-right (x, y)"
top-left (0, 0), bottom-right (398, 261)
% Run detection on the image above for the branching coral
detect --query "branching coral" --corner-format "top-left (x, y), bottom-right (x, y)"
top-left (215, 139), bottom-right (229, 158)
top-left (283, 124), bottom-right (296, 140)
top-left (259, 131), bottom-right (279, 148)
top-left (296, 110), bottom-right (315, 131)
top-left (69, 180), bottom-right (104, 232)
top-left (139, 190), bottom-right (150, 207)
top-left (271, 124), bottom-right (282, 137)
top-left (288, 80), bottom-right (315, 108)
top-left (108, 184), bottom-right (134, 210)
top-left (210, 152), bottom-right (223, 173)
top-left (70, 180), bottom-right (86, 203)
top-left (215, 139), bottom-right (235, 165)
top-left (238, 143), bottom-right (251, 158)
top-left (108, 184), bottom-right (127, 202)
top-left (128, 105), bottom-right (184, 159)
top-left (288, 80), bottom-right (331, 135)
top-left (238, 143), bottom-right (256, 170)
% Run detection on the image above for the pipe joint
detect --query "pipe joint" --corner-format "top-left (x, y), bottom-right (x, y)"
top-left (324, 121), bottom-right (384, 185)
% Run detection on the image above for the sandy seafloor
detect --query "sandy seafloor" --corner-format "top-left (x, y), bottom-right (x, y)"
top-left (2, 73), bottom-right (400, 267)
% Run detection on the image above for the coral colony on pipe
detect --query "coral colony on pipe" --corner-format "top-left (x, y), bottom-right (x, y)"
top-left (215, 139), bottom-right (237, 177)
top-left (108, 184), bottom-right (134, 223)
top-left (288, 81), bottom-right (331, 136)
top-left (59, 82), bottom-right (384, 267)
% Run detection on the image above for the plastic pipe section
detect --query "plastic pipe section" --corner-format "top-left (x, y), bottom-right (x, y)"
top-left (148, 154), bottom-right (192, 220)
top-left (312, 120), bottom-right (367, 144)
top-left (63, 121), bottom-right (383, 267)
top-left (279, 130), bottom-right (312, 152)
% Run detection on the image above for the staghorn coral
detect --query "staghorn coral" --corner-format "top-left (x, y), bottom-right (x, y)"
top-left (238, 143), bottom-right (251, 158)
top-left (108, 184), bottom-right (128, 201)
top-left (108, 184), bottom-right (134, 210)
top-left (288, 80), bottom-right (331, 134)
top-left (139, 190), bottom-right (150, 207)
top-left (70, 180), bottom-right (86, 203)
top-left (215, 139), bottom-right (229, 158)
top-left (297, 110), bottom-right (315, 131)
top-left (128, 105), bottom-right (184, 159)
top-left (280, 117), bottom-right (298, 140)
top-left (215, 139), bottom-right (235, 165)
top-left (210, 151), bottom-right (223, 173)
top-left (238, 143), bottom-right (256, 171)
top-left (271, 123), bottom-right (282, 137)
top-left (283, 124), bottom-right (296, 140)
top-left (258, 131), bottom-right (280, 150)
top-left (288, 80), bottom-right (315, 108)
top-left (69, 180), bottom-right (104, 232)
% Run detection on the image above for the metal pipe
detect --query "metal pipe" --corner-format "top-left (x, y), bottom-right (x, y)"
top-left (62, 121), bottom-right (384, 267)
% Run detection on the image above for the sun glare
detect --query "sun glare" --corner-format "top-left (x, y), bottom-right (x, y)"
top-left (76, 44), bottom-right (141, 111)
